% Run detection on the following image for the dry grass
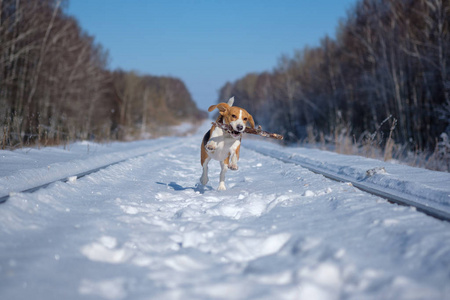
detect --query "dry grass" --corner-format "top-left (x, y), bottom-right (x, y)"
top-left (303, 117), bottom-right (450, 173)
top-left (0, 118), bottom-right (204, 151)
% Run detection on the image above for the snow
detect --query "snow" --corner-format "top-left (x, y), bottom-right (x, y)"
top-left (244, 140), bottom-right (450, 218)
top-left (0, 138), bottom-right (179, 197)
top-left (1, 121), bottom-right (450, 300)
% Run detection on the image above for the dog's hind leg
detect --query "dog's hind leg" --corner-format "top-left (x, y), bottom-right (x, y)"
top-left (200, 143), bottom-right (210, 185)
top-left (218, 160), bottom-right (227, 191)
top-left (200, 156), bottom-right (210, 186)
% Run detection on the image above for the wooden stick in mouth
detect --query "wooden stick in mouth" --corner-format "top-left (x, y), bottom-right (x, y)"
top-left (212, 122), bottom-right (284, 140)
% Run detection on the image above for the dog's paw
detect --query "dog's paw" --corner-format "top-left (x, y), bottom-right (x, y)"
top-left (228, 164), bottom-right (238, 171)
top-left (200, 175), bottom-right (209, 186)
top-left (217, 182), bottom-right (227, 191)
top-left (206, 141), bottom-right (217, 152)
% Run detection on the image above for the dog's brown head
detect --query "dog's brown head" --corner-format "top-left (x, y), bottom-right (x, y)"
top-left (209, 102), bottom-right (255, 138)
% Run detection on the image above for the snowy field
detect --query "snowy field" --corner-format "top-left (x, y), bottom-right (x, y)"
top-left (1, 122), bottom-right (450, 300)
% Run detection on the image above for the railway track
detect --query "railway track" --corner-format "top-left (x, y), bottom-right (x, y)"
top-left (0, 139), bottom-right (179, 204)
top-left (0, 158), bottom-right (136, 204)
top-left (245, 143), bottom-right (450, 222)
top-left (2, 138), bottom-right (449, 223)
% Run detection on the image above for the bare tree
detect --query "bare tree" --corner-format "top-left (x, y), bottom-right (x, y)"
top-left (217, 0), bottom-right (450, 161)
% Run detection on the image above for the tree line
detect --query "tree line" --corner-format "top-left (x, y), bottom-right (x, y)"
top-left (0, 0), bottom-right (204, 148)
top-left (219, 0), bottom-right (449, 168)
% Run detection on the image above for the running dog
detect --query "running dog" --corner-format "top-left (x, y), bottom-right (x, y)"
top-left (200, 97), bottom-right (255, 191)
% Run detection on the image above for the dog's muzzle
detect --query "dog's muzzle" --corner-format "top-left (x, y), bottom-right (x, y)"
top-left (230, 130), bottom-right (242, 138)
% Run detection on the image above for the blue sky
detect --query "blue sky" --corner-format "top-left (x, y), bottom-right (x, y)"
top-left (65, 0), bottom-right (356, 111)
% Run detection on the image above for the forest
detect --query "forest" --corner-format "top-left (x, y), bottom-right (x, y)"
top-left (0, 0), bottom-right (205, 149)
top-left (1, 0), bottom-right (449, 171)
top-left (218, 0), bottom-right (449, 171)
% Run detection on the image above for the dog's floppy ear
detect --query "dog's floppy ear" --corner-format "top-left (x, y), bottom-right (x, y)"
top-left (208, 103), bottom-right (230, 115)
top-left (247, 114), bottom-right (255, 129)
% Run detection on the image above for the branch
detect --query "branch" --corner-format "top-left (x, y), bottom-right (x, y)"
top-left (212, 122), bottom-right (284, 140)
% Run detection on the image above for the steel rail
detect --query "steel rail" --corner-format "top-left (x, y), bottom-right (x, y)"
top-left (246, 145), bottom-right (450, 222)
top-left (0, 140), bottom-right (179, 204)
top-left (3, 139), bottom-right (448, 223)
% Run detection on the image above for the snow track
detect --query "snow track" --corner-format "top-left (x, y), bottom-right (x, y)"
top-left (1, 127), bottom-right (450, 300)
top-left (0, 138), bottom-right (180, 204)
top-left (3, 136), bottom-right (449, 223)
top-left (244, 141), bottom-right (450, 222)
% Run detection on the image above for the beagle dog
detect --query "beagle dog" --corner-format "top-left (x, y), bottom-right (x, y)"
top-left (200, 97), bottom-right (255, 191)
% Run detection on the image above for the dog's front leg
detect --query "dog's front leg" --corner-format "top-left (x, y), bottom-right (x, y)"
top-left (205, 140), bottom-right (217, 152)
top-left (218, 161), bottom-right (227, 191)
top-left (206, 127), bottom-right (223, 152)
top-left (228, 141), bottom-right (240, 170)
top-left (228, 152), bottom-right (238, 170)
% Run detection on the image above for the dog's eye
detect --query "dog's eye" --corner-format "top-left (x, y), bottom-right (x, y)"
top-left (232, 114), bottom-right (237, 118)
top-left (244, 118), bottom-right (248, 121)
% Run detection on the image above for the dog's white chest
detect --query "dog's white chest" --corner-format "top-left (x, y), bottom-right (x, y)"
top-left (206, 127), bottom-right (240, 161)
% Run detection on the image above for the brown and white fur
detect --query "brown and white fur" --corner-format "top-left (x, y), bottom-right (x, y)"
top-left (200, 97), bottom-right (255, 191)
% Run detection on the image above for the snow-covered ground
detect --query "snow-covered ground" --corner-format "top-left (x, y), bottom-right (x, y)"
top-left (1, 122), bottom-right (450, 300)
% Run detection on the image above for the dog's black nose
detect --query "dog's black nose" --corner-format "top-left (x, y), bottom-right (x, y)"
top-left (236, 124), bottom-right (244, 132)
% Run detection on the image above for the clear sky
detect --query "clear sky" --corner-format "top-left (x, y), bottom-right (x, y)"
top-left (65, 0), bottom-right (356, 111)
